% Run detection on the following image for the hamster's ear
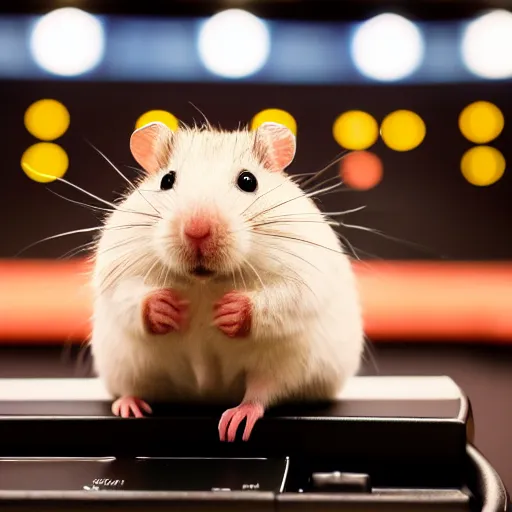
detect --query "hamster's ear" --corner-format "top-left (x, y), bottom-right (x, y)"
top-left (130, 122), bottom-right (174, 174)
top-left (254, 122), bottom-right (296, 172)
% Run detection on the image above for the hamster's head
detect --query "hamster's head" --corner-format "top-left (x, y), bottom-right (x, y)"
top-left (109, 120), bottom-right (309, 283)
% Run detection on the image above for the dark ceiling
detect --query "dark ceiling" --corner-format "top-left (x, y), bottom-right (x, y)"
top-left (2, 0), bottom-right (512, 20)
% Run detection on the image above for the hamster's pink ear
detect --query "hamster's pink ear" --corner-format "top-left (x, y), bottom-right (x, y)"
top-left (254, 122), bottom-right (296, 172)
top-left (130, 122), bottom-right (174, 174)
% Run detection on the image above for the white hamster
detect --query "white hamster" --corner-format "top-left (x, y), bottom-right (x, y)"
top-left (89, 120), bottom-right (364, 442)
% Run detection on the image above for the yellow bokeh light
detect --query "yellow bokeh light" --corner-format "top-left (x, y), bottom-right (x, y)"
top-left (21, 143), bottom-right (69, 183)
top-left (135, 110), bottom-right (179, 131)
top-left (24, 99), bottom-right (70, 141)
top-left (332, 111), bottom-right (378, 150)
top-left (380, 110), bottom-right (426, 151)
top-left (458, 101), bottom-right (504, 144)
top-left (460, 145), bottom-right (505, 186)
top-left (251, 108), bottom-right (297, 136)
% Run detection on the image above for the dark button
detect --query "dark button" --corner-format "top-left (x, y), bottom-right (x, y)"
top-left (310, 471), bottom-right (371, 492)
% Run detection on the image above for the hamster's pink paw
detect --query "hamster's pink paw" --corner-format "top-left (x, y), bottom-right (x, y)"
top-left (142, 289), bottom-right (190, 335)
top-left (212, 291), bottom-right (252, 338)
top-left (218, 402), bottom-right (264, 442)
top-left (112, 396), bottom-right (152, 418)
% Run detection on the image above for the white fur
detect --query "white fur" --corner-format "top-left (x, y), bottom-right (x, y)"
top-left (89, 125), bottom-right (364, 410)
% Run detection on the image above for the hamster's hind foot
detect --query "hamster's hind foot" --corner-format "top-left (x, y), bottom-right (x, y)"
top-left (143, 289), bottom-right (190, 335)
top-left (218, 402), bottom-right (264, 442)
top-left (212, 290), bottom-right (252, 338)
top-left (112, 396), bottom-right (152, 418)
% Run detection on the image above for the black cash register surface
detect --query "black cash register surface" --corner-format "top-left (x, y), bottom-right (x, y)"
top-left (0, 376), bottom-right (508, 511)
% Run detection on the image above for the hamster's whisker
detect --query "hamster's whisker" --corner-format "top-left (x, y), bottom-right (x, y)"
top-left (25, 164), bottom-right (161, 220)
top-left (124, 165), bottom-right (145, 175)
top-left (237, 265), bottom-right (248, 291)
top-left (87, 140), bottom-right (162, 217)
top-left (47, 189), bottom-right (111, 215)
top-left (59, 240), bottom-right (98, 260)
top-left (313, 188), bottom-right (354, 200)
top-left (248, 219), bottom-right (338, 230)
top-left (250, 205), bottom-right (366, 225)
top-left (253, 237), bottom-right (321, 274)
top-left (15, 223), bottom-right (153, 257)
top-left (97, 235), bottom-right (152, 258)
top-left (332, 231), bottom-right (363, 261)
top-left (240, 181), bottom-right (287, 218)
top-left (339, 222), bottom-right (443, 258)
top-left (333, 228), bottom-right (391, 262)
top-left (143, 256), bottom-right (162, 286)
top-left (99, 251), bottom-right (153, 291)
top-left (322, 206), bottom-right (367, 217)
top-left (250, 243), bottom-right (317, 298)
top-left (163, 259), bottom-right (173, 287)
top-left (248, 181), bottom-right (342, 223)
top-left (289, 171), bottom-right (323, 180)
top-left (299, 150), bottom-right (349, 188)
top-left (253, 228), bottom-right (345, 256)
top-left (36, 171), bottom-right (124, 210)
top-left (302, 175), bottom-right (341, 195)
top-left (47, 189), bottom-right (160, 221)
top-left (240, 255), bottom-right (266, 290)
top-left (231, 268), bottom-right (238, 289)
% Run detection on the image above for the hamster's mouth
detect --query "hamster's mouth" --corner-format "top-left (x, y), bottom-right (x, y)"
top-left (191, 265), bottom-right (215, 277)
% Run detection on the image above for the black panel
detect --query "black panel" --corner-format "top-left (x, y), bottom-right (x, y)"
top-left (0, 457), bottom-right (289, 492)
top-left (0, 394), bottom-right (468, 488)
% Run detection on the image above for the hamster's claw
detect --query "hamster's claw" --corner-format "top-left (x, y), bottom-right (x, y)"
top-left (218, 402), bottom-right (264, 442)
top-left (112, 396), bottom-right (152, 418)
top-left (143, 289), bottom-right (190, 335)
top-left (213, 291), bottom-right (252, 338)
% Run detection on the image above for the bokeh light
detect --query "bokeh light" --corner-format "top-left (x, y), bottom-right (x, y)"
top-left (30, 7), bottom-right (105, 77)
top-left (24, 99), bottom-right (70, 141)
top-left (251, 108), bottom-right (297, 135)
top-left (460, 145), bottom-right (505, 186)
top-left (197, 9), bottom-right (270, 78)
top-left (332, 111), bottom-right (378, 150)
top-left (340, 150), bottom-right (383, 190)
top-left (135, 110), bottom-right (179, 131)
top-left (21, 143), bottom-right (69, 183)
top-left (459, 101), bottom-right (504, 144)
top-left (351, 13), bottom-right (424, 81)
top-left (461, 9), bottom-right (512, 79)
top-left (380, 110), bottom-right (426, 151)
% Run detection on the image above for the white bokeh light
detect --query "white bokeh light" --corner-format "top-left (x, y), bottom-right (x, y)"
top-left (461, 9), bottom-right (512, 79)
top-left (30, 7), bottom-right (105, 76)
top-left (351, 13), bottom-right (424, 81)
top-left (198, 9), bottom-right (270, 78)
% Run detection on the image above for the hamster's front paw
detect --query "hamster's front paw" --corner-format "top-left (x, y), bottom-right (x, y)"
top-left (213, 291), bottom-right (252, 338)
top-left (112, 396), bottom-right (152, 418)
top-left (142, 289), bottom-right (190, 335)
top-left (218, 401), bottom-right (264, 442)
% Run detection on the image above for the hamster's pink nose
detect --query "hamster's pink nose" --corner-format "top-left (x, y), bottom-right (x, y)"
top-left (184, 216), bottom-right (212, 246)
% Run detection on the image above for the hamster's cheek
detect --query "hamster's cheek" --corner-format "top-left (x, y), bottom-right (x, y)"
top-left (152, 218), bottom-right (181, 264)
top-left (226, 216), bottom-right (251, 258)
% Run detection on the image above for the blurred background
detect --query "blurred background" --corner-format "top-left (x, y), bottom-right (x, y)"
top-left (0, 0), bottom-right (511, 489)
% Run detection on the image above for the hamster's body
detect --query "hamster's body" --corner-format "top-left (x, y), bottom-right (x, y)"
top-left (89, 121), bottom-right (364, 441)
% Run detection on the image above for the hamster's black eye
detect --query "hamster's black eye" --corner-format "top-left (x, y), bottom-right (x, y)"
top-left (237, 170), bottom-right (258, 193)
top-left (160, 171), bottom-right (176, 191)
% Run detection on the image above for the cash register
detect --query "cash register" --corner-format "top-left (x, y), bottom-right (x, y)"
top-left (0, 376), bottom-right (508, 511)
